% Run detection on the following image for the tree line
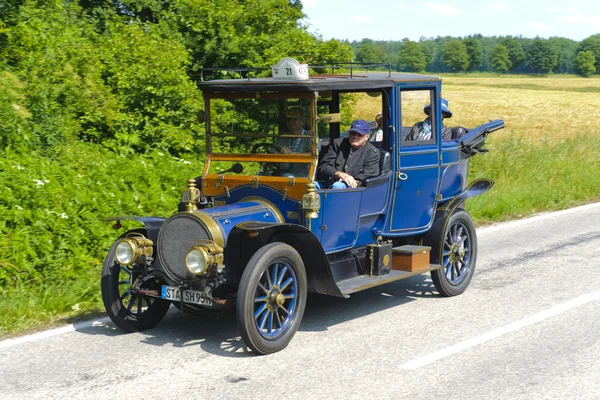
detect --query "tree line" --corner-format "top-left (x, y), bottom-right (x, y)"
top-left (350, 34), bottom-right (600, 76)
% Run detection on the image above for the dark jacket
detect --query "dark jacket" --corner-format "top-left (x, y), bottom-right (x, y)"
top-left (318, 137), bottom-right (380, 185)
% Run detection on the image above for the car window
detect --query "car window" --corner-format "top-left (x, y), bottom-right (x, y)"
top-left (401, 89), bottom-right (436, 146)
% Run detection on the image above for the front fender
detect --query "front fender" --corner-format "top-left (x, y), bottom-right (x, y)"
top-left (225, 222), bottom-right (344, 297)
top-left (104, 216), bottom-right (166, 243)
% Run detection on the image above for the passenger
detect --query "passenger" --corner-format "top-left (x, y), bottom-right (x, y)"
top-left (408, 98), bottom-right (453, 141)
top-left (277, 107), bottom-right (311, 153)
top-left (317, 119), bottom-right (380, 189)
top-left (373, 111), bottom-right (384, 142)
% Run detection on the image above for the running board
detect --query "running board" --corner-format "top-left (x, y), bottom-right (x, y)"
top-left (337, 264), bottom-right (441, 296)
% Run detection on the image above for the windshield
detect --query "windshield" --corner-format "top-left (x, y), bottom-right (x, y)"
top-left (205, 93), bottom-right (316, 178)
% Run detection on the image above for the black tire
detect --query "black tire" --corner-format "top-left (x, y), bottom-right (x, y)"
top-left (101, 230), bottom-right (170, 332)
top-left (430, 210), bottom-right (478, 297)
top-left (236, 242), bottom-right (307, 355)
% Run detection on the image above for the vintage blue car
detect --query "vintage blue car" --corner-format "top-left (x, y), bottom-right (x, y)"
top-left (101, 58), bottom-right (504, 354)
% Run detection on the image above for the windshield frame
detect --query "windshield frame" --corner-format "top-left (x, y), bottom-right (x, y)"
top-left (202, 91), bottom-right (319, 182)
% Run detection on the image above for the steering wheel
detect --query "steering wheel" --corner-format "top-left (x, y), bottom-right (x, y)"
top-left (251, 143), bottom-right (284, 154)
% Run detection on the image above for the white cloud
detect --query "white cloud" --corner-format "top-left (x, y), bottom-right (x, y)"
top-left (347, 15), bottom-right (375, 24)
top-left (302, 0), bottom-right (319, 7)
top-left (427, 2), bottom-right (460, 16)
top-left (527, 22), bottom-right (552, 32)
top-left (490, 2), bottom-right (506, 12)
top-left (548, 5), bottom-right (560, 13)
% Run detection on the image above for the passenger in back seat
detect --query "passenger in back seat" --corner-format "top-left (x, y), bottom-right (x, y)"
top-left (407, 98), bottom-right (453, 141)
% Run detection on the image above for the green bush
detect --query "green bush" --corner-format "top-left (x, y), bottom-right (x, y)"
top-left (0, 143), bottom-right (200, 334)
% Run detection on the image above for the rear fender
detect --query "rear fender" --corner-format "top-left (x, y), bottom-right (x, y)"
top-left (424, 178), bottom-right (493, 264)
top-left (225, 222), bottom-right (344, 297)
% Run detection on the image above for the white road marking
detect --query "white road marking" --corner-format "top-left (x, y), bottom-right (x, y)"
top-left (0, 317), bottom-right (111, 350)
top-left (399, 291), bottom-right (600, 370)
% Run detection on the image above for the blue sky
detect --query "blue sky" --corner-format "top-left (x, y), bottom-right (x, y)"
top-left (301, 0), bottom-right (600, 42)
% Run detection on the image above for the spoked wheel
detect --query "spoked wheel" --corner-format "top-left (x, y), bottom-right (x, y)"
top-left (101, 231), bottom-right (170, 332)
top-left (236, 242), bottom-right (307, 355)
top-left (431, 210), bottom-right (478, 297)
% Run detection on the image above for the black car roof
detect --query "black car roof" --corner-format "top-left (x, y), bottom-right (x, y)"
top-left (198, 72), bottom-right (441, 93)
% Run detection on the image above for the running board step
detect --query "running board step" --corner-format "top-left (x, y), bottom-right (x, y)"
top-left (338, 264), bottom-right (441, 296)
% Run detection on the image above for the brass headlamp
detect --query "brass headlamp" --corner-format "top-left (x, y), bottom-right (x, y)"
top-left (114, 234), bottom-right (153, 266)
top-left (185, 240), bottom-right (224, 275)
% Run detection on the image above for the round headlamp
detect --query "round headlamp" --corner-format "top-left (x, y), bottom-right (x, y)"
top-left (115, 239), bottom-right (136, 265)
top-left (185, 247), bottom-right (209, 275)
top-left (114, 235), bottom-right (153, 266)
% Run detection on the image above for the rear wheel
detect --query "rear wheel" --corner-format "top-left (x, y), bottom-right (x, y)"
top-left (236, 242), bottom-right (307, 355)
top-left (101, 231), bottom-right (170, 332)
top-left (430, 210), bottom-right (477, 297)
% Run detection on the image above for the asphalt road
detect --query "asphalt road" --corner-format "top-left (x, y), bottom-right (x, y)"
top-left (2, 203), bottom-right (600, 399)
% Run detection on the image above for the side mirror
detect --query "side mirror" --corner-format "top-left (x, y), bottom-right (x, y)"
top-left (231, 162), bottom-right (243, 174)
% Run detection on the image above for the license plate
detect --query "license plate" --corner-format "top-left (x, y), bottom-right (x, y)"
top-left (161, 286), bottom-right (213, 306)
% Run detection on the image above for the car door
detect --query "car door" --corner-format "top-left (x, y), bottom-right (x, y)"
top-left (390, 87), bottom-right (440, 232)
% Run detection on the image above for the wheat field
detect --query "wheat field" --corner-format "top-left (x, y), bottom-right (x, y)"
top-left (353, 74), bottom-right (600, 144)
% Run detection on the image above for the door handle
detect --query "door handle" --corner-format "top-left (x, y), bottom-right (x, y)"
top-left (397, 172), bottom-right (408, 180)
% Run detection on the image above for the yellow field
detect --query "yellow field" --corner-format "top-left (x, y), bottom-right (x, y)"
top-left (353, 74), bottom-right (600, 143)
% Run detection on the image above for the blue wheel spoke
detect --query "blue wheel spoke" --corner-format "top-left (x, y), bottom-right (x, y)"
top-left (255, 295), bottom-right (267, 302)
top-left (119, 288), bottom-right (131, 301)
top-left (442, 250), bottom-right (451, 257)
top-left (265, 269), bottom-right (272, 290)
top-left (280, 306), bottom-right (290, 315)
top-left (254, 303), bottom-right (268, 319)
top-left (268, 312), bottom-right (274, 333)
top-left (274, 310), bottom-right (282, 329)
top-left (271, 264), bottom-right (279, 287)
top-left (258, 282), bottom-right (269, 294)
top-left (259, 309), bottom-right (269, 330)
top-left (277, 266), bottom-right (288, 286)
top-left (126, 295), bottom-right (135, 311)
top-left (280, 277), bottom-right (294, 291)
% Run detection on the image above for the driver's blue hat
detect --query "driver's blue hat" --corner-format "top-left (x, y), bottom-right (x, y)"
top-left (424, 98), bottom-right (452, 118)
top-left (349, 119), bottom-right (370, 135)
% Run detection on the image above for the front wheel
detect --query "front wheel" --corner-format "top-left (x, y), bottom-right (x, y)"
top-left (236, 242), bottom-right (307, 355)
top-left (430, 210), bottom-right (478, 297)
top-left (101, 231), bottom-right (170, 332)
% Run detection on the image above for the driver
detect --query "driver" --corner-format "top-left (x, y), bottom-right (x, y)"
top-left (276, 107), bottom-right (311, 153)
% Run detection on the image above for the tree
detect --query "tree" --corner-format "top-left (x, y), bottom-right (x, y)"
top-left (489, 44), bottom-right (511, 73)
top-left (578, 34), bottom-right (600, 72)
top-left (397, 40), bottom-right (427, 72)
top-left (442, 40), bottom-right (469, 72)
top-left (576, 51), bottom-right (596, 77)
top-left (526, 38), bottom-right (560, 74)
top-left (355, 42), bottom-right (387, 64)
top-left (500, 37), bottom-right (525, 71)
top-left (464, 38), bottom-right (483, 71)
